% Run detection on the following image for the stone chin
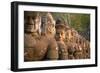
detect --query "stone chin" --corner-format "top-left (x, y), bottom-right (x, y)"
top-left (25, 27), bottom-right (39, 33)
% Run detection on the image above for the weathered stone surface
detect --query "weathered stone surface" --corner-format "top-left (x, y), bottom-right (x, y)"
top-left (24, 12), bottom-right (90, 61)
top-left (57, 41), bottom-right (68, 60)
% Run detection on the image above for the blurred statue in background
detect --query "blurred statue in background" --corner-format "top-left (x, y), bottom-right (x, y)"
top-left (64, 24), bottom-right (90, 59)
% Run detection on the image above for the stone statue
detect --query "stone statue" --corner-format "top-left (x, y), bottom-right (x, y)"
top-left (24, 11), bottom-right (49, 61)
top-left (41, 12), bottom-right (59, 60)
top-left (24, 12), bottom-right (59, 61)
top-left (55, 19), bottom-right (68, 60)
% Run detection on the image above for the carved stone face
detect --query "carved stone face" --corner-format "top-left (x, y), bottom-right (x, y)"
top-left (45, 23), bottom-right (55, 35)
top-left (41, 13), bottom-right (55, 36)
top-left (55, 29), bottom-right (66, 41)
top-left (24, 12), bottom-right (41, 33)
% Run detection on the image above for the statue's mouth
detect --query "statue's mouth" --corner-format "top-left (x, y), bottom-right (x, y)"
top-left (25, 24), bottom-right (33, 29)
